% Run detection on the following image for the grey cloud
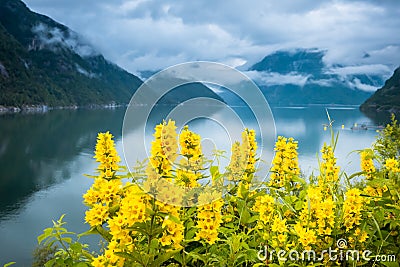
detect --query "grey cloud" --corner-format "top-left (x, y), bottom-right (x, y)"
top-left (245, 70), bottom-right (310, 87)
top-left (24, 0), bottom-right (400, 79)
top-left (31, 22), bottom-right (98, 57)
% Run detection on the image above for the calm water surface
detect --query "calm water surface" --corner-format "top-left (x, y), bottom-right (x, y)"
top-left (0, 105), bottom-right (380, 265)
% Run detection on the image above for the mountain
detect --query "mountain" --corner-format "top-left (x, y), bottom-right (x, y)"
top-left (0, 0), bottom-right (143, 108)
top-left (248, 49), bottom-right (383, 106)
top-left (360, 66), bottom-right (400, 115)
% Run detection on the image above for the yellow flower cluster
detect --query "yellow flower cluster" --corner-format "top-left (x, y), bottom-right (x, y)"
top-left (252, 195), bottom-right (275, 225)
top-left (385, 158), bottom-right (400, 173)
top-left (242, 129), bottom-right (257, 174)
top-left (108, 184), bottom-right (149, 235)
top-left (156, 190), bottom-right (185, 249)
top-left (343, 188), bottom-right (365, 232)
top-left (195, 192), bottom-right (223, 245)
top-left (86, 133), bottom-right (133, 267)
top-left (297, 185), bottom-right (335, 249)
top-left (351, 228), bottom-right (369, 245)
top-left (294, 224), bottom-right (317, 251)
top-left (363, 185), bottom-right (388, 197)
top-left (91, 240), bottom-right (125, 267)
top-left (269, 136), bottom-right (300, 188)
top-left (360, 150), bottom-right (376, 179)
top-left (94, 132), bottom-right (121, 179)
top-left (179, 125), bottom-right (202, 165)
top-left (227, 141), bottom-right (246, 182)
top-left (159, 212), bottom-right (185, 249)
top-left (149, 120), bottom-right (178, 177)
top-left (176, 125), bottom-right (203, 187)
top-left (318, 143), bottom-right (340, 185)
top-left (84, 203), bottom-right (109, 227)
top-left (144, 120), bottom-right (178, 194)
top-left (84, 132), bottom-right (123, 228)
top-left (83, 178), bottom-right (122, 207)
top-left (269, 215), bottom-right (290, 249)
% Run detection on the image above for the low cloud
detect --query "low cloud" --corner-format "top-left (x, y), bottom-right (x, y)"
top-left (31, 23), bottom-right (98, 57)
top-left (347, 78), bottom-right (380, 92)
top-left (327, 64), bottom-right (392, 77)
top-left (245, 71), bottom-right (310, 87)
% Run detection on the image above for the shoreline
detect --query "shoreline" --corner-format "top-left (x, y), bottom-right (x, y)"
top-left (0, 103), bottom-right (125, 115)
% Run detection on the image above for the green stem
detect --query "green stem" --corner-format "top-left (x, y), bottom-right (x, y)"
top-left (56, 232), bottom-right (73, 260)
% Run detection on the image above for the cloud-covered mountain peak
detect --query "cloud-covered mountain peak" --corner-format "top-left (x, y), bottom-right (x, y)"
top-left (248, 48), bottom-right (393, 93)
top-left (250, 48), bottom-right (326, 76)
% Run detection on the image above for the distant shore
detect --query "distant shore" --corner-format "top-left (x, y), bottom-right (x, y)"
top-left (0, 103), bottom-right (124, 115)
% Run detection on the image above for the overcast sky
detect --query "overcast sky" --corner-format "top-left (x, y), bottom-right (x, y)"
top-left (23, 0), bottom-right (400, 77)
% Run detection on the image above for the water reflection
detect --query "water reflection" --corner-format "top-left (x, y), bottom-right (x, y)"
top-left (0, 109), bottom-right (125, 216)
top-left (272, 106), bottom-right (379, 174)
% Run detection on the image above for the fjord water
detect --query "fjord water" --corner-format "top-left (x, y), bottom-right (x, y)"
top-left (0, 105), bottom-right (379, 265)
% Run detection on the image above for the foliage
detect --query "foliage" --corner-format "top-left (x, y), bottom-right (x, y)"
top-left (32, 244), bottom-right (58, 267)
top-left (360, 67), bottom-right (400, 114)
top-left (374, 114), bottom-right (400, 161)
top-left (35, 117), bottom-right (400, 266)
top-left (36, 215), bottom-right (93, 266)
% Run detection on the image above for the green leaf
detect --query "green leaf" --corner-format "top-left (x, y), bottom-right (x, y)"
top-left (44, 258), bottom-right (57, 267)
top-left (37, 228), bottom-right (53, 244)
top-left (3, 262), bottom-right (16, 267)
top-left (61, 237), bottom-right (72, 244)
top-left (382, 262), bottom-right (399, 267)
top-left (291, 175), bottom-right (306, 185)
top-left (114, 251), bottom-right (137, 261)
top-left (73, 263), bottom-right (89, 267)
top-left (77, 227), bottom-right (98, 238)
top-left (95, 225), bottom-right (112, 242)
top-left (185, 227), bottom-right (197, 240)
top-left (153, 250), bottom-right (180, 267)
top-left (149, 238), bottom-right (159, 250)
top-left (108, 204), bottom-right (120, 215)
top-left (187, 251), bottom-right (207, 263)
top-left (347, 171), bottom-right (365, 180)
top-left (294, 200), bottom-right (304, 211)
top-left (210, 165), bottom-right (219, 177)
top-left (239, 208), bottom-right (251, 225)
top-left (166, 214), bottom-right (181, 224)
top-left (70, 242), bottom-right (83, 253)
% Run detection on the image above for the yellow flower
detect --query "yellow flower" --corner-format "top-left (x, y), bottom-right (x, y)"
top-left (385, 158), bottom-right (400, 172)
top-left (359, 231), bottom-right (369, 243)
top-left (295, 223), bottom-right (317, 248)
top-left (271, 216), bottom-right (288, 233)
top-left (252, 195), bottom-right (275, 224)
top-left (277, 234), bottom-right (286, 243)
top-left (179, 125), bottom-right (202, 162)
top-left (195, 193), bottom-right (223, 245)
top-left (85, 203), bottom-right (108, 227)
top-left (318, 143), bottom-right (340, 185)
top-left (227, 141), bottom-right (246, 182)
top-left (269, 136), bottom-right (300, 188)
top-left (343, 188), bottom-right (365, 231)
top-left (241, 128), bottom-right (258, 174)
top-left (148, 120), bottom-right (178, 177)
top-left (159, 214), bottom-right (185, 249)
top-left (94, 132), bottom-right (121, 179)
top-left (360, 150), bottom-right (375, 179)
